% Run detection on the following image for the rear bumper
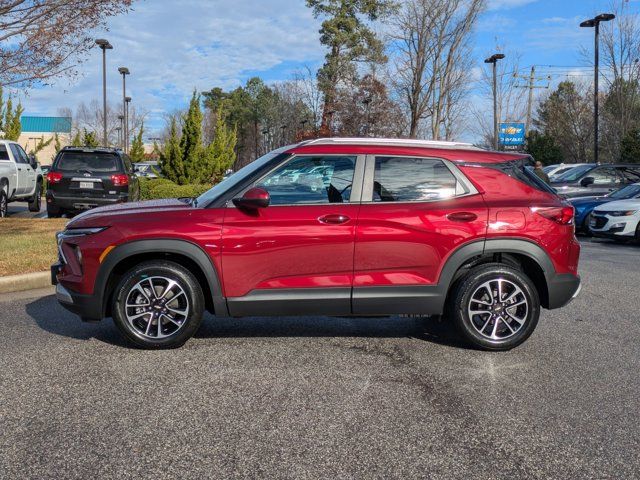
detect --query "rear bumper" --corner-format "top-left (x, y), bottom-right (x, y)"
top-left (547, 273), bottom-right (581, 309)
top-left (47, 191), bottom-right (128, 211)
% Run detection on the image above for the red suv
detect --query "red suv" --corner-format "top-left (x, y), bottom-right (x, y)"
top-left (52, 138), bottom-right (581, 350)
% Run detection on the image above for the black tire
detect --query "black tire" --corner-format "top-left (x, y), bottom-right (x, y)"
top-left (581, 216), bottom-right (592, 237)
top-left (636, 223), bottom-right (640, 244)
top-left (28, 181), bottom-right (42, 212)
top-left (447, 263), bottom-right (540, 351)
top-left (0, 188), bottom-right (7, 218)
top-left (112, 260), bottom-right (205, 349)
top-left (47, 205), bottom-right (62, 218)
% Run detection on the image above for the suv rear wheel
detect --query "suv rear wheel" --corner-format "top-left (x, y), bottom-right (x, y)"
top-left (28, 181), bottom-right (42, 212)
top-left (448, 264), bottom-right (540, 351)
top-left (112, 260), bottom-right (205, 349)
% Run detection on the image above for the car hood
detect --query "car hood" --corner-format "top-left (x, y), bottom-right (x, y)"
top-left (593, 199), bottom-right (640, 212)
top-left (67, 198), bottom-right (191, 228)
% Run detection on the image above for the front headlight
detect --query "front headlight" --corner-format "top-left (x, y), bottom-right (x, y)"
top-left (61, 227), bottom-right (109, 237)
top-left (609, 210), bottom-right (637, 217)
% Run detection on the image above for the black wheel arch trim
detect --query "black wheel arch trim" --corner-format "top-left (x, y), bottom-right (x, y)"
top-left (95, 238), bottom-right (227, 318)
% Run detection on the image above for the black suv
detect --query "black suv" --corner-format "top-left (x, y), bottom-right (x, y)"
top-left (551, 163), bottom-right (640, 198)
top-left (46, 147), bottom-right (140, 218)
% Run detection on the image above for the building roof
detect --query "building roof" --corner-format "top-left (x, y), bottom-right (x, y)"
top-left (20, 116), bottom-right (72, 134)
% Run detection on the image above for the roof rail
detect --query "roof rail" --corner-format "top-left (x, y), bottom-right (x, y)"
top-left (301, 137), bottom-right (484, 151)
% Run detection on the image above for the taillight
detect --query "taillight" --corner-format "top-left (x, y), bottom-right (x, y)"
top-left (111, 174), bottom-right (129, 186)
top-left (47, 172), bottom-right (63, 183)
top-left (533, 206), bottom-right (574, 225)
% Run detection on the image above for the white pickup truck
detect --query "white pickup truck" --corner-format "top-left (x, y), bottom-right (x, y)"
top-left (0, 140), bottom-right (44, 217)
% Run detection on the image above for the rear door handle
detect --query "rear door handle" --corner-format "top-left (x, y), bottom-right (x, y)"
top-left (318, 214), bottom-right (350, 225)
top-left (447, 212), bottom-right (478, 222)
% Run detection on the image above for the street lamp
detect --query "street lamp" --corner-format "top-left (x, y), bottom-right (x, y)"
top-left (95, 39), bottom-right (113, 147)
top-left (118, 115), bottom-right (125, 149)
top-left (580, 13), bottom-right (615, 163)
top-left (115, 126), bottom-right (122, 148)
top-left (484, 53), bottom-right (505, 150)
top-left (118, 67), bottom-right (130, 152)
top-left (125, 96), bottom-right (132, 154)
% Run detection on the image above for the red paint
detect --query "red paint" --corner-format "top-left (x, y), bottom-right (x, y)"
top-left (56, 141), bottom-right (579, 304)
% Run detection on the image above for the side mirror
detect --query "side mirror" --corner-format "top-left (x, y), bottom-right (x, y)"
top-left (581, 176), bottom-right (595, 187)
top-left (29, 154), bottom-right (37, 169)
top-left (232, 187), bottom-right (270, 210)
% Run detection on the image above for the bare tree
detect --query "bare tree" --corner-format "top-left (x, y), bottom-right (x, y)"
top-left (74, 99), bottom-right (146, 147)
top-left (0, 0), bottom-right (133, 87)
top-left (388, 0), bottom-right (485, 139)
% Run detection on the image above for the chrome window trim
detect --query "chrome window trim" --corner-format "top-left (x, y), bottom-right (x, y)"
top-left (360, 154), bottom-right (479, 204)
top-left (229, 153), bottom-right (366, 208)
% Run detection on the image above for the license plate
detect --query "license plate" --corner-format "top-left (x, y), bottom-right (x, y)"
top-left (79, 181), bottom-right (94, 189)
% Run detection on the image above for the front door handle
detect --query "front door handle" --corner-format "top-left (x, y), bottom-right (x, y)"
top-left (318, 214), bottom-right (350, 225)
top-left (447, 212), bottom-right (478, 222)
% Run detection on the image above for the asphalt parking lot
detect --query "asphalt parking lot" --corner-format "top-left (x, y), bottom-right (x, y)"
top-left (0, 238), bottom-right (638, 479)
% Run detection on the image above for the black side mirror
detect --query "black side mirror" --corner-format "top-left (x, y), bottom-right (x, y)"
top-left (232, 187), bottom-right (270, 210)
top-left (580, 176), bottom-right (595, 187)
top-left (29, 154), bottom-right (37, 169)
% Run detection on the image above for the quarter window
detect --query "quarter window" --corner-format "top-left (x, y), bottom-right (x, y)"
top-left (373, 157), bottom-right (461, 202)
top-left (256, 156), bottom-right (356, 205)
top-left (0, 145), bottom-right (9, 161)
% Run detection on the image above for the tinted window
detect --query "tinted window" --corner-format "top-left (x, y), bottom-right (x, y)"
top-left (500, 159), bottom-right (557, 194)
top-left (55, 152), bottom-right (120, 173)
top-left (373, 157), bottom-right (459, 202)
top-left (618, 167), bottom-right (640, 183)
top-left (590, 167), bottom-right (618, 185)
top-left (0, 145), bottom-right (9, 161)
top-left (552, 165), bottom-right (594, 182)
top-left (609, 184), bottom-right (640, 199)
top-left (9, 144), bottom-right (28, 164)
top-left (257, 156), bottom-right (356, 205)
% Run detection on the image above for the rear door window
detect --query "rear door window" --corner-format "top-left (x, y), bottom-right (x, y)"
top-left (55, 152), bottom-right (120, 173)
top-left (0, 145), bottom-right (9, 161)
top-left (372, 157), bottom-right (464, 202)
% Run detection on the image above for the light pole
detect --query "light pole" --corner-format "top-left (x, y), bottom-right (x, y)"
top-left (484, 53), bottom-right (505, 150)
top-left (115, 127), bottom-right (122, 148)
top-left (580, 13), bottom-right (615, 164)
top-left (95, 39), bottom-right (113, 147)
top-left (125, 96), bottom-right (132, 154)
top-left (118, 67), bottom-right (130, 152)
top-left (118, 115), bottom-right (125, 149)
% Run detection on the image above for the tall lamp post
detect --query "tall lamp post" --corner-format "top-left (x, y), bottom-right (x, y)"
top-left (125, 96), bottom-right (132, 154)
top-left (484, 53), bottom-right (505, 151)
top-left (580, 13), bottom-right (615, 164)
top-left (118, 67), bottom-right (130, 152)
top-left (118, 115), bottom-right (125, 149)
top-left (95, 39), bottom-right (113, 147)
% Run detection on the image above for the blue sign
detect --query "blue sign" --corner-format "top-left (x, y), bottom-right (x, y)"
top-left (499, 122), bottom-right (525, 146)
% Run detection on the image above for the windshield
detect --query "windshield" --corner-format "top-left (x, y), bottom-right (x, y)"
top-left (551, 165), bottom-right (594, 183)
top-left (55, 152), bottom-right (120, 173)
top-left (195, 148), bottom-right (290, 206)
top-left (608, 183), bottom-right (640, 199)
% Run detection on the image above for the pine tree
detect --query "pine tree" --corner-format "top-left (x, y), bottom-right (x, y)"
top-left (82, 129), bottom-right (99, 147)
top-left (3, 96), bottom-right (23, 141)
top-left (71, 130), bottom-right (82, 146)
top-left (204, 105), bottom-right (237, 183)
top-left (180, 91), bottom-right (205, 183)
top-left (52, 133), bottom-right (62, 162)
top-left (160, 117), bottom-right (186, 184)
top-left (129, 121), bottom-right (146, 163)
top-left (620, 129), bottom-right (640, 163)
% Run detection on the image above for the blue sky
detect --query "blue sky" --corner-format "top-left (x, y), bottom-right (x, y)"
top-left (16, 0), bottom-right (640, 140)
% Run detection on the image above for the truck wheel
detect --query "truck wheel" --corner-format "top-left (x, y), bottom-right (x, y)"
top-left (112, 260), bottom-right (205, 349)
top-left (0, 189), bottom-right (7, 218)
top-left (447, 263), bottom-right (540, 351)
top-left (28, 181), bottom-right (42, 212)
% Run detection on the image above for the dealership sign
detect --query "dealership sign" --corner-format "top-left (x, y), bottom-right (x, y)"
top-left (499, 122), bottom-right (525, 146)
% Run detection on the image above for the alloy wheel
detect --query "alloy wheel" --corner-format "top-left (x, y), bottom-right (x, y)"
top-left (467, 278), bottom-right (528, 341)
top-left (125, 276), bottom-right (190, 339)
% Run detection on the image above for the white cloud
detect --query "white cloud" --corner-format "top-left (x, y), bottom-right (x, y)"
top-left (17, 0), bottom-right (325, 134)
top-left (487, 0), bottom-right (539, 10)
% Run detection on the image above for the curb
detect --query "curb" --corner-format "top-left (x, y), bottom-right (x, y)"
top-left (0, 271), bottom-right (51, 294)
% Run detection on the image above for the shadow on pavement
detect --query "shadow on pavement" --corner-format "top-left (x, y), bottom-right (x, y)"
top-left (26, 295), bottom-right (466, 349)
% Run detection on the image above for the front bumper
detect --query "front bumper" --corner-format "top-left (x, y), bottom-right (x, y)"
top-left (547, 273), bottom-right (581, 309)
top-left (589, 213), bottom-right (637, 237)
top-left (52, 264), bottom-right (103, 321)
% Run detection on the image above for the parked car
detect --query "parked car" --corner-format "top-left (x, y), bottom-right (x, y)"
top-left (52, 138), bottom-right (581, 351)
top-left (571, 183), bottom-right (640, 233)
top-left (0, 140), bottom-right (44, 217)
top-left (589, 198), bottom-right (640, 243)
top-left (46, 146), bottom-right (140, 218)
top-left (133, 162), bottom-right (160, 179)
top-left (551, 163), bottom-right (640, 198)
top-left (543, 163), bottom-right (590, 180)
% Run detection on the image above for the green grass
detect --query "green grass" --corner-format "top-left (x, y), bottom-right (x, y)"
top-left (0, 218), bottom-right (67, 276)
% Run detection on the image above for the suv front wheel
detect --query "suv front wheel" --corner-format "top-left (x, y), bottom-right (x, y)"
top-left (112, 260), bottom-right (205, 348)
top-left (448, 264), bottom-right (540, 351)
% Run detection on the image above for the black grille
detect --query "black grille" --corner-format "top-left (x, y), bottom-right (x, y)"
top-left (591, 215), bottom-right (608, 229)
